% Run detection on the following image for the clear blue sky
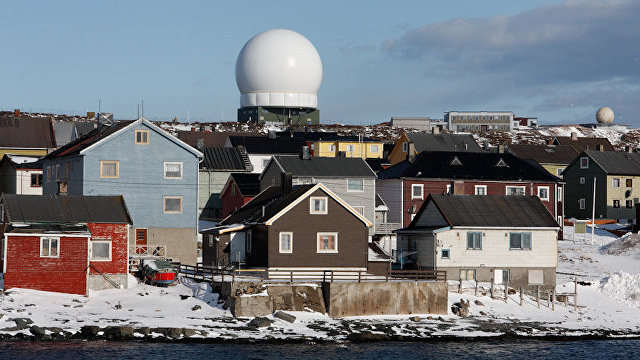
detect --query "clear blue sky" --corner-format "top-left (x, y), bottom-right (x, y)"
top-left (1, 1), bottom-right (638, 126)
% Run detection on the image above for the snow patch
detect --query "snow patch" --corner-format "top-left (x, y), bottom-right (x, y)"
top-left (599, 272), bottom-right (640, 308)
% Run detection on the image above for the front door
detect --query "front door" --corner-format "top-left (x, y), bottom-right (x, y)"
top-left (136, 228), bottom-right (148, 254)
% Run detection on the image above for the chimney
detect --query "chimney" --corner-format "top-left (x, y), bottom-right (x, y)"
top-left (407, 142), bottom-right (416, 163)
top-left (597, 144), bottom-right (604, 152)
top-left (626, 145), bottom-right (634, 153)
top-left (195, 138), bottom-right (205, 152)
top-left (268, 130), bottom-right (276, 139)
top-left (281, 171), bottom-right (292, 195)
top-left (432, 127), bottom-right (440, 135)
top-left (14, 109), bottom-right (20, 117)
top-left (97, 113), bottom-right (113, 130)
top-left (498, 144), bottom-right (505, 154)
top-left (571, 132), bottom-right (578, 141)
top-left (300, 145), bottom-right (311, 160)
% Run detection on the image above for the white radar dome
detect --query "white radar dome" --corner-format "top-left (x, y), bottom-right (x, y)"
top-left (235, 29), bottom-right (323, 108)
top-left (596, 107), bottom-right (614, 124)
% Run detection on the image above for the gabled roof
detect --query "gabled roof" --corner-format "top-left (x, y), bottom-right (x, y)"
top-left (201, 147), bottom-right (249, 171)
top-left (0, 116), bottom-right (56, 149)
top-left (177, 130), bottom-right (261, 148)
top-left (1, 194), bottom-right (133, 224)
top-left (227, 135), bottom-right (306, 154)
top-left (581, 150), bottom-right (640, 175)
top-left (46, 119), bottom-right (202, 159)
top-left (377, 151), bottom-right (560, 182)
top-left (0, 154), bottom-right (44, 170)
top-left (553, 136), bottom-right (614, 152)
top-left (507, 144), bottom-right (579, 165)
top-left (410, 194), bottom-right (559, 228)
top-left (276, 131), bottom-right (338, 142)
top-left (75, 121), bottom-right (98, 137)
top-left (229, 173), bottom-right (261, 196)
top-left (315, 134), bottom-right (380, 143)
top-left (52, 121), bottom-right (78, 147)
top-left (219, 183), bottom-right (372, 227)
top-left (407, 133), bottom-right (482, 153)
top-left (267, 155), bottom-right (376, 178)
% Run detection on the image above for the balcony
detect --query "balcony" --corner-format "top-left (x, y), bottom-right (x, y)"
top-left (375, 222), bottom-right (401, 235)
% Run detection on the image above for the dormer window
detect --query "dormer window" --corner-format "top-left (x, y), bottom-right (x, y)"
top-left (580, 157), bottom-right (589, 169)
top-left (450, 156), bottom-right (463, 166)
top-left (496, 158), bottom-right (509, 167)
top-left (135, 130), bottom-right (149, 145)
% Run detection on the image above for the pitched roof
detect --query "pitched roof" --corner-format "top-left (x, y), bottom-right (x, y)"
top-left (270, 155), bottom-right (377, 178)
top-left (75, 121), bottom-right (98, 137)
top-left (177, 130), bottom-right (261, 148)
top-left (229, 173), bottom-right (261, 196)
top-left (407, 133), bottom-right (482, 153)
top-left (553, 136), bottom-right (614, 152)
top-left (276, 131), bottom-right (338, 141)
top-left (1, 194), bottom-right (132, 224)
top-left (507, 144), bottom-right (579, 165)
top-left (377, 151), bottom-right (560, 182)
top-left (414, 194), bottom-right (559, 228)
top-left (583, 150), bottom-right (640, 175)
top-left (227, 136), bottom-right (306, 154)
top-left (201, 147), bottom-right (249, 171)
top-left (52, 121), bottom-right (78, 147)
top-left (1, 154), bottom-right (44, 170)
top-left (46, 121), bottom-right (132, 158)
top-left (0, 116), bottom-right (56, 149)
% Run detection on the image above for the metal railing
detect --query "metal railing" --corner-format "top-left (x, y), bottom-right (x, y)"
top-left (175, 264), bottom-right (446, 283)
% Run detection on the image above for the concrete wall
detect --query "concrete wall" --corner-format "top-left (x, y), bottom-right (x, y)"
top-left (88, 274), bottom-right (128, 291)
top-left (322, 281), bottom-right (448, 317)
top-left (129, 227), bottom-right (197, 265)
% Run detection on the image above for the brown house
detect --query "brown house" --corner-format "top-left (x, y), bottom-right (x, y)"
top-left (201, 182), bottom-right (373, 272)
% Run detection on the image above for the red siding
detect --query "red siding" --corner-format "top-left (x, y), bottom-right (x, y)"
top-left (4, 235), bottom-right (88, 295)
top-left (221, 181), bottom-right (254, 218)
top-left (402, 179), bottom-right (562, 227)
top-left (87, 223), bottom-right (128, 275)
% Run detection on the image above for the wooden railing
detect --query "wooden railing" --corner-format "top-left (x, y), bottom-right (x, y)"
top-left (131, 245), bottom-right (167, 257)
top-left (375, 222), bottom-right (401, 235)
top-left (175, 264), bottom-right (446, 283)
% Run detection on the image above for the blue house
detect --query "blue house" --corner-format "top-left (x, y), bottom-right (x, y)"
top-left (42, 118), bottom-right (203, 264)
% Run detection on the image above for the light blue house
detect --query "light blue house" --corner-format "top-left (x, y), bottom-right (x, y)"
top-left (43, 118), bottom-right (203, 264)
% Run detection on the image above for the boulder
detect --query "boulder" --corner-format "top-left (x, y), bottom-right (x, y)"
top-left (135, 327), bottom-right (151, 336)
top-left (182, 328), bottom-right (197, 337)
top-left (153, 327), bottom-right (183, 338)
top-left (191, 305), bottom-right (201, 311)
top-left (80, 325), bottom-right (101, 338)
top-left (474, 300), bottom-right (484, 306)
top-left (247, 317), bottom-right (274, 328)
top-left (104, 326), bottom-right (135, 340)
top-left (273, 311), bottom-right (296, 323)
top-left (29, 325), bottom-right (46, 337)
top-left (13, 318), bottom-right (33, 330)
top-left (409, 316), bottom-right (421, 322)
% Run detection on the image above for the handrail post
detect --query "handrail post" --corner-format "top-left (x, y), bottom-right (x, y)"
top-left (358, 271), bottom-right (361, 283)
top-left (331, 271), bottom-right (334, 283)
top-left (290, 271), bottom-right (293, 283)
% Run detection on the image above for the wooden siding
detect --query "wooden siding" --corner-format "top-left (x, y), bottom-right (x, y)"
top-left (87, 223), bottom-right (128, 275)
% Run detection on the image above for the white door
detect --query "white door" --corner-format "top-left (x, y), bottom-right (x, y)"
top-left (230, 232), bottom-right (246, 263)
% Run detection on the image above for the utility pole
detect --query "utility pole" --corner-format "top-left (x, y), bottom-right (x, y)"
top-left (591, 176), bottom-right (596, 244)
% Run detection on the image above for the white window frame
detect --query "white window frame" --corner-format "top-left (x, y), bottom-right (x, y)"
top-left (579, 198), bottom-right (586, 210)
top-left (505, 185), bottom-right (526, 195)
top-left (613, 199), bottom-right (620, 208)
top-left (441, 249), bottom-right (450, 259)
top-left (163, 196), bottom-right (183, 213)
top-left (446, 184), bottom-right (451, 194)
top-left (402, 142), bottom-right (408, 152)
top-left (328, 144), bottom-right (336, 152)
top-left (474, 185), bottom-right (487, 195)
top-left (370, 144), bottom-right (379, 153)
top-left (100, 160), bottom-right (119, 179)
top-left (580, 177), bottom-right (586, 184)
top-left (90, 239), bottom-right (112, 261)
top-left (310, 196), bottom-right (328, 215)
top-left (346, 144), bottom-right (355, 152)
top-left (347, 178), bottom-right (364, 192)
top-left (135, 130), bottom-right (149, 145)
top-left (317, 232), bottom-right (338, 253)
top-left (411, 184), bottom-right (424, 199)
top-left (580, 157), bottom-right (589, 169)
top-left (537, 186), bottom-right (550, 201)
top-left (612, 178), bottom-right (620, 188)
top-left (509, 232), bottom-right (532, 250)
top-left (40, 237), bottom-right (60, 258)
top-left (163, 162), bottom-right (183, 179)
top-left (557, 168), bottom-right (563, 177)
top-left (279, 232), bottom-right (293, 254)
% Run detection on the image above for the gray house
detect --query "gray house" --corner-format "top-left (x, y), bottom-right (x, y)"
top-left (260, 154), bottom-right (378, 236)
top-left (42, 118), bottom-right (203, 264)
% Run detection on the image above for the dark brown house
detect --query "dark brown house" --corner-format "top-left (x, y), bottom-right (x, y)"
top-left (201, 182), bottom-right (373, 272)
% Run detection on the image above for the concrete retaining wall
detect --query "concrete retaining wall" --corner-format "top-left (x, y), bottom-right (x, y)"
top-left (322, 281), bottom-right (448, 318)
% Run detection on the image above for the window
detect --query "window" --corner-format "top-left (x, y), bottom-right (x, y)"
top-left (58, 181), bottom-right (68, 195)
top-left (509, 232), bottom-right (532, 250)
top-left (279, 232), bottom-right (292, 253)
top-left (613, 178), bottom-right (621, 188)
top-left (317, 232), bottom-right (338, 253)
top-left (40, 237), bottom-right (59, 258)
top-left (474, 185), bottom-right (487, 195)
top-left (64, 162), bottom-right (71, 180)
top-left (446, 184), bottom-right (451, 194)
top-left (246, 232), bottom-right (252, 253)
top-left (558, 187), bottom-right (563, 200)
top-left (91, 240), bottom-right (112, 261)
top-left (411, 184), bottom-right (423, 199)
top-left (505, 186), bottom-right (525, 195)
top-left (626, 200), bottom-right (634, 209)
top-left (627, 179), bottom-right (633, 187)
top-left (459, 269), bottom-right (476, 281)
top-left (579, 177), bottom-right (585, 184)
top-left (537, 186), bottom-right (549, 201)
top-left (613, 199), bottom-right (620, 208)
top-left (346, 144), bottom-right (355, 152)
top-left (370, 144), bottom-right (379, 153)
top-left (164, 162), bottom-right (183, 179)
top-left (55, 164), bottom-right (60, 181)
top-left (135, 130), bottom-right (149, 144)
top-left (208, 235), bottom-right (214, 247)
top-left (579, 198), bottom-right (586, 210)
top-left (30, 173), bottom-right (42, 187)
top-left (328, 144), bottom-right (336, 152)
top-left (580, 157), bottom-right (589, 169)
top-left (310, 197), bottom-right (327, 214)
top-left (441, 249), bottom-right (450, 259)
top-left (352, 206), bottom-right (365, 216)
top-left (402, 142), bottom-right (408, 152)
top-left (163, 196), bottom-right (183, 213)
top-left (46, 166), bottom-right (51, 183)
top-left (100, 160), bottom-right (119, 178)
top-left (347, 178), bottom-right (364, 192)
top-left (466, 232), bottom-right (482, 250)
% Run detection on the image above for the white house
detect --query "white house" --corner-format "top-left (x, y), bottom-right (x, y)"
top-left (0, 154), bottom-right (43, 195)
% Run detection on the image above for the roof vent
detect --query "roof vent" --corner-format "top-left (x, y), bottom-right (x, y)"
top-left (496, 158), bottom-right (509, 167)
top-left (450, 156), bottom-right (463, 166)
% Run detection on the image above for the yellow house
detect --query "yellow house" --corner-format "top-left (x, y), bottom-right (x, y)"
top-left (0, 116), bottom-right (57, 158)
top-left (506, 144), bottom-right (579, 178)
top-left (314, 136), bottom-right (383, 159)
top-left (388, 131), bottom-right (482, 165)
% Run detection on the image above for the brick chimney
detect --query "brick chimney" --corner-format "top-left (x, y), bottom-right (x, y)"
top-left (571, 132), bottom-right (578, 141)
top-left (14, 109), bottom-right (20, 117)
top-left (407, 142), bottom-right (416, 163)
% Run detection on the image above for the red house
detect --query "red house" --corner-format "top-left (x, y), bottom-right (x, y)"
top-left (377, 151), bottom-right (565, 231)
top-left (1, 194), bottom-right (132, 295)
top-left (220, 173), bottom-right (261, 219)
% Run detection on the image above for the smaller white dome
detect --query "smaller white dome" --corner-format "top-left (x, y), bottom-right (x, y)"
top-left (596, 107), bottom-right (614, 124)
